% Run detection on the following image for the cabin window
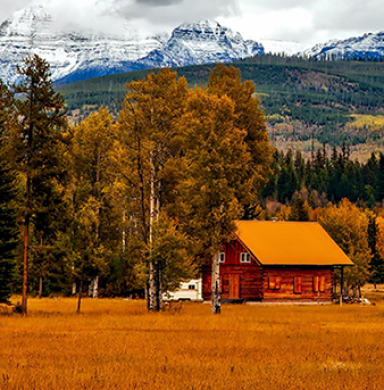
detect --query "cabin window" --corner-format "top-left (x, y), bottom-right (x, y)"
top-left (188, 284), bottom-right (196, 290)
top-left (268, 276), bottom-right (281, 290)
top-left (219, 252), bottom-right (225, 263)
top-left (240, 252), bottom-right (251, 263)
top-left (294, 276), bottom-right (302, 294)
top-left (313, 276), bottom-right (325, 292)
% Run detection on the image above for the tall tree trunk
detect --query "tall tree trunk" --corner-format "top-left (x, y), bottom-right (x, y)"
top-left (211, 252), bottom-right (221, 314)
top-left (156, 147), bottom-right (163, 311)
top-left (77, 271), bottom-right (84, 314)
top-left (22, 177), bottom-right (31, 316)
top-left (148, 152), bottom-right (159, 311)
top-left (92, 276), bottom-right (99, 298)
top-left (39, 276), bottom-right (43, 299)
top-left (38, 237), bottom-right (43, 299)
top-left (122, 211), bottom-right (126, 253)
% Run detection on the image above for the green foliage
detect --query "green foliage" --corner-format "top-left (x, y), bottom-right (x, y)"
top-left (289, 198), bottom-right (310, 221)
top-left (0, 83), bottom-right (18, 302)
top-left (7, 55), bottom-right (70, 307)
top-left (262, 146), bottom-right (384, 207)
top-left (58, 55), bottom-right (384, 148)
top-left (0, 193), bottom-right (17, 301)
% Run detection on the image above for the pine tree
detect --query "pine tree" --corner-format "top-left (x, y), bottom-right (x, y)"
top-left (9, 55), bottom-right (68, 315)
top-left (0, 156), bottom-right (17, 303)
top-left (289, 197), bottom-right (310, 221)
top-left (367, 214), bottom-right (384, 286)
top-left (0, 81), bottom-right (18, 303)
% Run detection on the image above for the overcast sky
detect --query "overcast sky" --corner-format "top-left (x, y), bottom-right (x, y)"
top-left (1, 0), bottom-right (384, 46)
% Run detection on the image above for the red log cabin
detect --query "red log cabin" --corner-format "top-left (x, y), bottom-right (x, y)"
top-left (202, 221), bottom-right (354, 302)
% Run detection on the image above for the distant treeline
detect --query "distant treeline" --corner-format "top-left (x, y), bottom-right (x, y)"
top-left (262, 145), bottom-right (384, 208)
top-left (58, 54), bottom-right (384, 147)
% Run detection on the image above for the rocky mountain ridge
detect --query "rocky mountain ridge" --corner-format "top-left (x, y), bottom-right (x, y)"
top-left (0, 6), bottom-right (264, 85)
top-left (299, 32), bottom-right (384, 60)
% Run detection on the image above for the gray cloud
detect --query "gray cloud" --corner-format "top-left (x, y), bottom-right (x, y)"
top-left (0, 0), bottom-right (35, 22)
top-left (1, 0), bottom-right (384, 47)
top-left (106, 0), bottom-right (240, 31)
top-left (135, 0), bottom-right (183, 6)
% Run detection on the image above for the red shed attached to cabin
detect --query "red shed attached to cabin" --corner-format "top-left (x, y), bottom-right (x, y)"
top-left (202, 221), bottom-right (354, 302)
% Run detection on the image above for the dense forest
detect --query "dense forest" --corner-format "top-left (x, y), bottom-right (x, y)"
top-left (57, 54), bottom-right (384, 158)
top-left (2, 55), bottom-right (384, 313)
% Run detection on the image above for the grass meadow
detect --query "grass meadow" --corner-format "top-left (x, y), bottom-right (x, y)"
top-left (1, 295), bottom-right (384, 390)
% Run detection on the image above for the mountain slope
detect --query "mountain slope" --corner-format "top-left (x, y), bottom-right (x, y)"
top-left (0, 7), bottom-right (264, 85)
top-left (300, 31), bottom-right (384, 60)
top-left (57, 55), bottom-right (384, 150)
top-left (137, 20), bottom-right (264, 69)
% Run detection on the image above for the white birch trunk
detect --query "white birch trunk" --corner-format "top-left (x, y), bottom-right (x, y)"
top-left (148, 152), bottom-right (158, 311)
top-left (72, 282), bottom-right (76, 295)
top-left (211, 252), bottom-right (221, 314)
top-left (122, 211), bottom-right (126, 253)
top-left (92, 276), bottom-right (99, 298)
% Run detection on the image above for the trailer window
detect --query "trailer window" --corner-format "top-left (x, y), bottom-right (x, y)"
top-left (219, 252), bottom-right (225, 263)
top-left (188, 285), bottom-right (196, 290)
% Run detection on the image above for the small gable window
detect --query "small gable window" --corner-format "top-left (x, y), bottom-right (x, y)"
top-left (294, 276), bottom-right (302, 294)
top-left (313, 276), bottom-right (325, 292)
top-left (219, 252), bottom-right (225, 263)
top-left (240, 252), bottom-right (251, 263)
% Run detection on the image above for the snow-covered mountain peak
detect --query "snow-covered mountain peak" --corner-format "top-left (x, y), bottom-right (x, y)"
top-left (0, 5), bottom-right (51, 37)
top-left (171, 19), bottom-right (243, 42)
top-left (299, 31), bottom-right (384, 59)
top-left (0, 6), bottom-right (267, 85)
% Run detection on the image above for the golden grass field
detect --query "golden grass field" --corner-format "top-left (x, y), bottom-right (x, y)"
top-left (1, 294), bottom-right (384, 390)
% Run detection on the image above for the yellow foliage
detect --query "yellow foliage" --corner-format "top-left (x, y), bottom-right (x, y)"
top-left (346, 114), bottom-right (384, 133)
top-left (376, 216), bottom-right (384, 259)
top-left (1, 298), bottom-right (384, 390)
top-left (317, 199), bottom-right (371, 287)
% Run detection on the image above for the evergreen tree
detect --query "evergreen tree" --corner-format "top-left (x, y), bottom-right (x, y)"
top-left (376, 153), bottom-right (384, 202)
top-left (367, 214), bottom-right (384, 286)
top-left (9, 55), bottom-right (68, 314)
top-left (277, 151), bottom-right (297, 204)
top-left (0, 81), bottom-right (18, 303)
top-left (289, 197), bottom-right (310, 221)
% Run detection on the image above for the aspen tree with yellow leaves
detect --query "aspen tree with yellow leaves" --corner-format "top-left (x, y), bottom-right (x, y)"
top-left (317, 199), bottom-right (371, 295)
top-left (177, 65), bottom-right (272, 314)
top-left (114, 69), bottom-right (190, 311)
top-left (68, 107), bottom-right (116, 311)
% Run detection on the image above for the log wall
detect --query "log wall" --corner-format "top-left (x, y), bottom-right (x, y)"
top-left (201, 241), bottom-right (335, 302)
top-left (262, 266), bottom-right (334, 301)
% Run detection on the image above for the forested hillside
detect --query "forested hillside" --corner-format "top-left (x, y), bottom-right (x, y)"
top-left (3, 55), bottom-right (384, 304)
top-left (58, 54), bottom-right (384, 158)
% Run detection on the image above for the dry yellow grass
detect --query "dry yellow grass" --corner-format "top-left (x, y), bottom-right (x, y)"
top-left (1, 298), bottom-right (384, 389)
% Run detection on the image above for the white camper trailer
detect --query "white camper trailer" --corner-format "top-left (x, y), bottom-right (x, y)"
top-left (163, 279), bottom-right (202, 301)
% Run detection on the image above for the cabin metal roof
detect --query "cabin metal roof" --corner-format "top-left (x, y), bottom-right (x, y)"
top-left (235, 221), bottom-right (354, 266)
